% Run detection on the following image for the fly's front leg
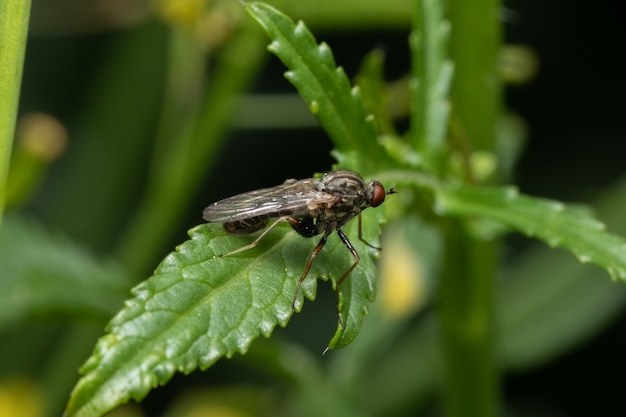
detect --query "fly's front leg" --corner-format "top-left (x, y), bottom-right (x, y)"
top-left (357, 213), bottom-right (382, 250)
top-left (217, 216), bottom-right (293, 257)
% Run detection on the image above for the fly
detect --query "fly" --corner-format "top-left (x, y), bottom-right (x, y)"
top-left (203, 170), bottom-right (395, 324)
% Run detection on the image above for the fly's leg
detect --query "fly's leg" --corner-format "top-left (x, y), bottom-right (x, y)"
top-left (291, 230), bottom-right (329, 310)
top-left (357, 213), bottom-right (381, 250)
top-left (333, 228), bottom-right (361, 329)
top-left (217, 216), bottom-right (294, 257)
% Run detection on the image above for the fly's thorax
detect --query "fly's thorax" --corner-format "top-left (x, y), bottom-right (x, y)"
top-left (311, 171), bottom-right (366, 229)
top-left (321, 170), bottom-right (368, 204)
top-left (320, 170), bottom-right (387, 215)
top-left (315, 206), bottom-right (358, 231)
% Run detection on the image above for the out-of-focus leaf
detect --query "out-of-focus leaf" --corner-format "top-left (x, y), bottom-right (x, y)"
top-left (435, 185), bottom-right (626, 282)
top-left (0, 216), bottom-right (130, 330)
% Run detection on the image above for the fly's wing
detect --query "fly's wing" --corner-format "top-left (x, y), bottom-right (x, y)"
top-left (203, 178), bottom-right (338, 223)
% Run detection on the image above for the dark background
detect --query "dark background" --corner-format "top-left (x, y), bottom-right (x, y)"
top-left (502, 1), bottom-right (626, 415)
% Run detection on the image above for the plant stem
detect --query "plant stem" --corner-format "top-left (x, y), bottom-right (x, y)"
top-left (448, 0), bottom-right (502, 152)
top-left (439, 220), bottom-right (499, 417)
top-left (0, 0), bottom-right (31, 222)
top-left (410, 0), bottom-right (453, 176)
top-left (437, 0), bottom-right (502, 415)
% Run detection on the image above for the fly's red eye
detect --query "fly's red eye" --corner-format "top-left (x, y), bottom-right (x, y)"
top-left (371, 182), bottom-right (386, 207)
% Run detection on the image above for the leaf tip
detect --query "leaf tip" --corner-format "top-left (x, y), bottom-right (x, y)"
top-left (612, 267), bottom-right (626, 282)
top-left (317, 42), bottom-right (333, 62)
top-left (546, 237), bottom-right (560, 248)
top-left (244, 1), bottom-right (261, 13)
top-left (309, 100), bottom-right (320, 114)
top-left (504, 186), bottom-right (519, 200)
top-left (284, 70), bottom-right (297, 83)
top-left (549, 201), bottom-right (565, 212)
top-left (295, 20), bottom-right (307, 36)
top-left (267, 40), bottom-right (280, 54)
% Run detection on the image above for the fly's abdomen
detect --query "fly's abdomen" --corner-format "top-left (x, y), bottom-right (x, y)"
top-left (224, 218), bottom-right (268, 235)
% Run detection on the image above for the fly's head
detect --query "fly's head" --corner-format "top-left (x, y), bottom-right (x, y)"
top-left (364, 180), bottom-right (387, 209)
top-left (363, 180), bottom-right (397, 215)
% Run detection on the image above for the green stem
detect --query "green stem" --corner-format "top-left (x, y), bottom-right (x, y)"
top-left (0, 0), bottom-right (31, 222)
top-left (410, 0), bottom-right (452, 176)
top-left (437, 1), bottom-right (502, 415)
top-left (439, 220), bottom-right (499, 417)
top-left (448, 0), bottom-right (502, 152)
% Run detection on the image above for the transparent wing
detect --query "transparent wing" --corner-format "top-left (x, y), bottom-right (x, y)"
top-left (203, 178), bottom-right (338, 223)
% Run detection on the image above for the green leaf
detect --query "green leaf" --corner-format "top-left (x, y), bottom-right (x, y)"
top-left (0, 0), bottom-right (31, 221)
top-left (65, 216), bottom-right (381, 417)
top-left (245, 2), bottom-right (392, 172)
top-left (496, 240), bottom-right (626, 370)
top-left (495, 178), bottom-right (626, 368)
top-left (435, 185), bottom-right (626, 282)
top-left (0, 216), bottom-right (130, 331)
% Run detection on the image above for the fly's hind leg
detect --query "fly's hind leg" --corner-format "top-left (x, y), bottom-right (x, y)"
top-left (291, 229), bottom-right (329, 310)
top-left (291, 227), bottom-right (361, 330)
top-left (217, 216), bottom-right (293, 258)
top-left (332, 228), bottom-right (361, 329)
